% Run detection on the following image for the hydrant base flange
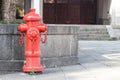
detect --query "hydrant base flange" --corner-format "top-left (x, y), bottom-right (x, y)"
top-left (23, 65), bottom-right (44, 72)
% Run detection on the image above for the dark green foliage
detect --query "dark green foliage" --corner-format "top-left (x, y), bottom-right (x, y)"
top-left (29, 71), bottom-right (35, 75)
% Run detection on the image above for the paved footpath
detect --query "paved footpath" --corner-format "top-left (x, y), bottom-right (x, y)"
top-left (1, 41), bottom-right (120, 80)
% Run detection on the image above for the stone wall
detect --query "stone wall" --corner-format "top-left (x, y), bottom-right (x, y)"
top-left (0, 24), bottom-right (78, 72)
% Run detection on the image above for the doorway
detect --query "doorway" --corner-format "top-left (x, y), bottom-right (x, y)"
top-left (43, 0), bottom-right (97, 24)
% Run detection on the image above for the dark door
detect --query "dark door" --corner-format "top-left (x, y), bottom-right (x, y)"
top-left (56, 0), bottom-right (68, 24)
top-left (68, 0), bottom-right (81, 24)
top-left (43, 0), bottom-right (55, 23)
top-left (43, 0), bottom-right (69, 24)
top-left (43, 0), bottom-right (97, 24)
top-left (80, 0), bottom-right (97, 24)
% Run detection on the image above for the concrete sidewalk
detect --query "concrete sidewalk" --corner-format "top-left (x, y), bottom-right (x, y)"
top-left (1, 41), bottom-right (120, 80)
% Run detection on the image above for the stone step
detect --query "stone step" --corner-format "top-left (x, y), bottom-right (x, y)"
top-left (78, 25), bottom-right (110, 40)
top-left (77, 25), bottom-right (106, 28)
top-left (78, 27), bottom-right (106, 30)
top-left (78, 28), bottom-right (107, 30)
top-left (79, 37), bottom-right (110, 40)
top-left (79, 34), bottom-right (110, 38)
top-left (79, 36), bottom-right (110, 39)
top-left (79, 31), bottom-right (108, 34)
top-left (112, 25), bottom-right (120, 29)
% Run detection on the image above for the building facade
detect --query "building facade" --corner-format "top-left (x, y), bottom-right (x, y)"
top-left (24, 0), bottom-right (111, 25)
top-left (0, 0), bottom-right (112, 24)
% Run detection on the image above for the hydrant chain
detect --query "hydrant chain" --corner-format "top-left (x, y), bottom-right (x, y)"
top-left (19, 32), bottom-right (24, 46)
top-left (41, 31), bottom-right (48, 43)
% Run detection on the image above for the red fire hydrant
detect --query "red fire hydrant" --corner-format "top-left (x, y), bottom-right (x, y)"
top-left (18, 8), bottom-right (47, 72)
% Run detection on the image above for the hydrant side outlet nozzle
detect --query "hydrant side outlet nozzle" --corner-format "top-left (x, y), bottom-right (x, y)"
top-left (18, 24), bottom-right (28, 32)
top-left (18, 8), bottom-right (48, 72)
top-left (38, 24), bottom-right (48, 32)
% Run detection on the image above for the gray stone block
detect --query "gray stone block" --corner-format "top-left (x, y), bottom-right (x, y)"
top-left (0, 24), bottom-right (18, 34)
top-left (41, 56), bottom-right (78, 68)
top-left (47, 25), bottom-right (78, 35)
top-left (70, 35), bottom-right (78, 56)
top-left (41, 35), bottom-right (73, 57)
top-left (0, 35), bottom-right (12, 60)
top-left (12, 35), bottom-right (25, 60)
top-left (47, 26), bottom-right (71, 35)
top-left (0, 61), bottom-right (23, 71)
top-left (0, 24), bottom-right (79, 72)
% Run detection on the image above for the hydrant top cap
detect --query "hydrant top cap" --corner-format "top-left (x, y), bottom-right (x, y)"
top-left (23, 8), bottom-right (41, 21)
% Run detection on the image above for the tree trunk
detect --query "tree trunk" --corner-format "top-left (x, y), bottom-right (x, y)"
top-left (0, 0), bottom-right (2, 20)
top-left (1, 0), bottom-right (16, 23)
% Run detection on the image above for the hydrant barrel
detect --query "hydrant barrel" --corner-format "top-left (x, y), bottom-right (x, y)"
top-left (18, 8), bottom-right (47, 72)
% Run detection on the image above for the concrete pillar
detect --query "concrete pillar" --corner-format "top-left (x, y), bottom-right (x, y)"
top-left (31, 0), bottom-right (43, 22)
top-left (97, 0), bottom-right (112, 25)
top-left (31, 0), bottom-right (40, 14)
top-left (40, 0), bottom-right (43, 21)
